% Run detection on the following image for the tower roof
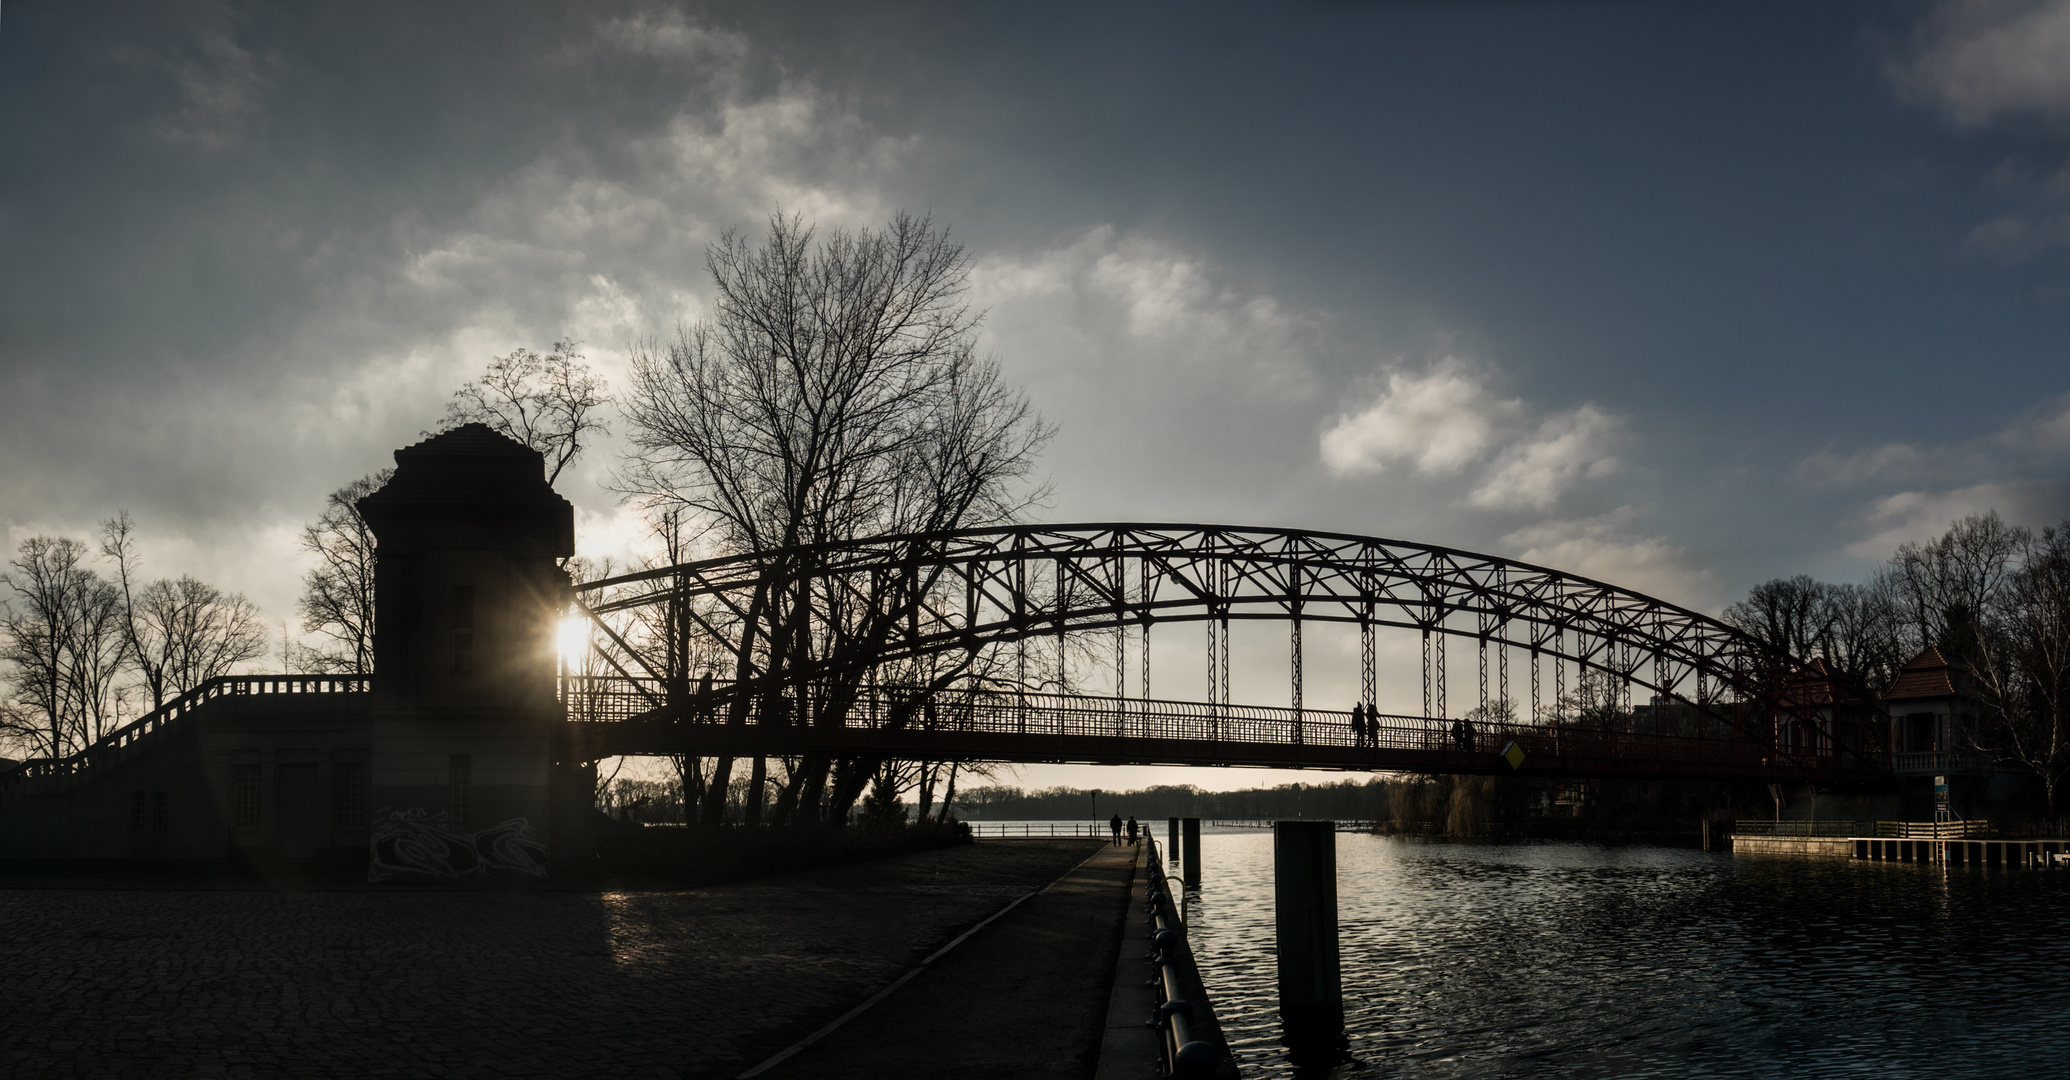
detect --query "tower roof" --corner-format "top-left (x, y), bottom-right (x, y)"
top-left (356, 423), bottom-right (573, 557)
top-left (1885, 646), bottom-right (1958, 702)
top-left (395, 422), bottom-right (542, 460)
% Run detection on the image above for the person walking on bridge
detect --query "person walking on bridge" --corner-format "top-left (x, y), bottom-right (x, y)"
top-left (1126, 815), bottom-right (1139, 845)
top-left (1109, 812), bottom-right (1123, 845)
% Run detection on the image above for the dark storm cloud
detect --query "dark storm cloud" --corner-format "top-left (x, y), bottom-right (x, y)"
top-left (0, 1), bottom-right (841, 572)
top-left (2, 0), bottom-right (2067, 656)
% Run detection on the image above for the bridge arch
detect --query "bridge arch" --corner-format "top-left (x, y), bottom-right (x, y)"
top-left (566, 524), bottom-right (1868, 781)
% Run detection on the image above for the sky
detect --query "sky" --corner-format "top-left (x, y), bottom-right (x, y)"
top-left (4, 1), bottom-right (2070, 793)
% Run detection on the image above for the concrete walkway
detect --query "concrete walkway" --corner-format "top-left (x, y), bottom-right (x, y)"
top-left (747, 841), bottom-right (1142, 1080)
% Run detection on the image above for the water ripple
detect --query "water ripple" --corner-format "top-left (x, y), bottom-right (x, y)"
top-left (1184, 833), bottom-right (2070, 1079)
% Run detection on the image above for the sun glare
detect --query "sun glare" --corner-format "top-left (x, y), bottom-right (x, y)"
top-left (556, 616), bottom-right (590, 663)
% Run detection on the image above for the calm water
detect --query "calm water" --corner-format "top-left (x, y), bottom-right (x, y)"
top-left (1181, 830), bottom-right (2070, 1079)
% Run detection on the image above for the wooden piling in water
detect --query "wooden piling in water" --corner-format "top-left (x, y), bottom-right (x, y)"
top-left (1182, 818), bottom-right (1202, 888)
top-left (1273, 820), bottom-right (1347, 1069)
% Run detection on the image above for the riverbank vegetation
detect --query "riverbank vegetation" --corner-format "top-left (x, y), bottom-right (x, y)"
top-left (944, 776), bottom-right (1772, 843)
top-left (954, 778), bottom-right (1387, 822)
top-left (1727, 511), bottom-right (2070, 814)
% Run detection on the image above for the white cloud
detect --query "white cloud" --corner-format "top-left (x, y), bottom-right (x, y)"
top-left (1900, 0), bottom-right (2070, 126)
top-left (1895, 4), bottom-right (2070, 253)
top-left (971, 226), bottom-right (1321, 400)
top-left (1467, 405), bottom-right (1620, 511)
top-left (1799, 392), bottom-right (2070, 488)
top-left (1320, 359), bottom-right (1621, 510)
top-left (1843, 480), bottom-right (2070, 557)
top-left (362, 50), bottom-right (910, 439)
top-left (1799, 397), bottom-right (2070, 562)
top-left (1086, 238), bottom-right (1298, 347)
top-left (1503, 508), bottom-right (1723, 610)
top-left (595, 10), bottom-right (750, 61)
top-left (2008, 391), bottom-right (2070, 453)
top-left (1319, 358), bottom-right (1518, 475)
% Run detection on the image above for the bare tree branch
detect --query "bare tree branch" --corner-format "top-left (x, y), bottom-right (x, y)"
top-left (1, 536), bottom-right (129, 758)
top-left (618, 211), bottom-right (1053, 826)
top-left (101, 512), bottom-right (268, 709)
top-left (438, 340), bottom-right (610, 486)
top-left (297, 472), bottom-right (389, 675)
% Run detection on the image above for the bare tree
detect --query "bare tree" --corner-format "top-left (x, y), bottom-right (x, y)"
top-left (437, 340), bottom-right (609, 486)
top-left (1819, 577), bottom-right (1908, 696)
top-left (1970, 523), bottom-right (2070, 813)
top-left (101, 512), bottom-right (268, 709)
top-left (1725, 573), bottom-right (1909, 699)
top-left (297, 472), bottom-right (390, 675)
top-left (1889, 510), bottom-right (2030, 659)
top-left (620, 212), bottom-right (1051, 827)
top-left (1724, 575), bottom-right (1836, 663)
top-left (1554, 670), bottom-right (1629, 732)
top-left (0, 699), bottom-right (38, 763)
top-left (0, 536), bottom-right (130, 758)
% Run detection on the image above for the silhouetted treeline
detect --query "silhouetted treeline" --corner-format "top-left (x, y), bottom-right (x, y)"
top-left (595, 769), bottom-right (1792, 843)
top-left (953, 776), bottom-right (1778, 842)
top-left (1383, 774), bottom-right (1772, 842)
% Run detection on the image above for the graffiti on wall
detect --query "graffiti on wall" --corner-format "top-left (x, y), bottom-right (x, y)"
top-left (369, 807), bottom-right (548, 881)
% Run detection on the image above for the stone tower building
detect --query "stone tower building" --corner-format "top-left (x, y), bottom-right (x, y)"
top-left (356, 424), bottom-right (577, 858)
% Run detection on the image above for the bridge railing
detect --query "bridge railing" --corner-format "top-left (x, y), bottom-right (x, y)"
top-left (966, 822), bottom-right (1109, 838)
top-left (561, 676), bottom-right (1881, 777)
top-left (0, 675), bottom-right (370, 807)
top-left (1732, 819), bottom-right (1994, 839)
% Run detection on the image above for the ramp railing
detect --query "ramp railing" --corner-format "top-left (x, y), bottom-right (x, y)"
top-left (0, 675), bottom-right (370, 808)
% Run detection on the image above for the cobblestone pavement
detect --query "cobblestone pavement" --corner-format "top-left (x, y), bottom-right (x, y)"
top-left (0, 840), bottom-right (1103, 1079)
top-left (759, 843), bottom-right (1140, 1080)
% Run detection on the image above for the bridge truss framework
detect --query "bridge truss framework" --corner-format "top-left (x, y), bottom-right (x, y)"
top-left (562, 524), bottom-right (1888, 786)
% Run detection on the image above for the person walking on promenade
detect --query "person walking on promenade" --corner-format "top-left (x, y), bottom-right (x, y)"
top-left (1126, 815), bottom-right (1140, 845)
top-left (1109, 812), bottom-right (1123, 845)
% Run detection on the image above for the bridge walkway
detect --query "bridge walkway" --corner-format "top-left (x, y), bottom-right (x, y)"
top-left (565, 683), bottom-right (1890, 787)
top-left (743, 841), bottom-right (1141, 1080)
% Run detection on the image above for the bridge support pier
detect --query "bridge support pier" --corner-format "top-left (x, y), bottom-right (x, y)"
top-left (1274, 820), bottom-right (1348, 1070)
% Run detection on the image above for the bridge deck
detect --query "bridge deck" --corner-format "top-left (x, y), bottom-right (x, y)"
top-left (562, 686), bottom-right (1889, 787)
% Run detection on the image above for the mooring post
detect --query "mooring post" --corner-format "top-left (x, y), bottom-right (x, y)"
top-left (1274, 820), bottom-right (1347, 1069)
top-left (1169, 816), bottom-right (1181, 866)
top-left (1182, 817), bottom-right (1202, 887)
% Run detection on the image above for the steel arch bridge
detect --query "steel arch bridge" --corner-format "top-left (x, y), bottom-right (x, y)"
top-left (559, 524), bottom-right (1888, 786)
